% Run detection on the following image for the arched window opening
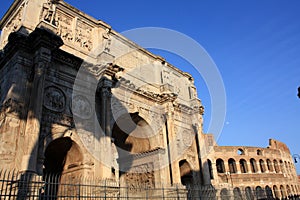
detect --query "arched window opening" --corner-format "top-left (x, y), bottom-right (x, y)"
top-left (237, 149), bottom-right (244, 155)
top-left (111, 167), bottom-right (116, 178)
top-left (216, 159), bottom-right (225, 173)
top-left (233, 187), bottom-right (242, 200)
top-left (291, 185), bottom-right (295, 194)
top-left (256, 186), bottom-right (265, 200)
top-left (279, 160), bottom-right (284, 173)
top-left (259, 159), bottom-right (266, 173)
top-left (274, 160), bottom-right (280, 173)
top-left (266, 159), bottom-right (273, 172)
top-left (228, 158), bottom-right (237, 174)
top-left (280, 185), bottom-right (286, 199)
top-left (221, 188), bottom-right (230, 200)
top-left (240, 159), bottom-right (248, 173)
top-left (286, 185), bottom-right (291, 197)
top-left (245, 187), bottom-right (254, 200)
top-left (257, 149), bottom-right (262, 155)
top-left (207, 159), bottom-right (214, 179)
top-left (290, 162), bottom-right (296, 174)
top-left (285, 161), bottom-right (289, 174)
top-left (273, 185), bottom-right (280, 199)
top-left (265, 186), bottom-right (273, 199)
top-left (250, 158), bottom-right (257, 173)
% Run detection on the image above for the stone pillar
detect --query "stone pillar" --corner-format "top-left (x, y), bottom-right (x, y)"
top-left (0, 31), bottom-right (34, 170)
top-left (236, 163), bottom-right (241, 174)
top-left (22, 28), bottom-right (63, 173)
top-left (247, 162), bottom-right (252, 174)
top-left (97, 77), bottom-right (114, 178)
top-left (165, 103), bottom-right (181, 184)
top-left (98, 78), bottom-right (113, 136)
top-left (224, 161), bottom-right (229, 173)
top-left (211, 160), bottom-right (218, 182)
top-left (201, 160), bottom-right (211, 184)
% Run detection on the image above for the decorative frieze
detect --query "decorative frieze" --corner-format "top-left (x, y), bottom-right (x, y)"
top-left (56, 11), bottom-right (74, 42)
top-left (75, 20), bottom-right (93, 51)
top-left (125, 163), bottom-right (155, 189)
top-left (6, 4), bottom-right (24, 33)
top-left (2, 2), bottom-right (25, 46)
top-left (40, 2), bottom-right (94, 52)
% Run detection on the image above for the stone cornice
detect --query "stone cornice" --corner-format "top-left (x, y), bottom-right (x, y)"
top-left (117, 147), bottom-right (165, 163)
top-left (173, 101), bottom-right (204, 115)
top-left (52, 49), bottom-right (82, 70)
top-left (116, 76), bottom-right (178, 104)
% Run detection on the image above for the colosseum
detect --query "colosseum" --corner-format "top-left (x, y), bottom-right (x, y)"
top-left (0, 0), bottom-right (299, 199)
top-left (204, 137), bottom-right (300, 199)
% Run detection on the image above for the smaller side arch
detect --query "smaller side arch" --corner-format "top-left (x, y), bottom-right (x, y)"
top-left (179, 159), bottom-right (193, 186)
top-left (216, 158), bottom-right (225, 173)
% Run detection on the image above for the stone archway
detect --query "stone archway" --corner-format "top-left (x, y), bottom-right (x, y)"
top-left (179, 160), bottom-right (193, 186)
top-left (43, 137), bottom-right (83, 175)
top-left (42, 137), bottom-right (83, 199)
top-left (112, 112), bottom-right (152, 154)
top-left (112, 113), bottom-right (156, 189)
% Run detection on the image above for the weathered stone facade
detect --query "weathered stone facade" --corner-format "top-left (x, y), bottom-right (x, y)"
top-left (0, 0), bottom-right (203, 188)
top-left (0, 0), bottom-right (299, 199)
top-left (203, 137), bottom-right (300, 199)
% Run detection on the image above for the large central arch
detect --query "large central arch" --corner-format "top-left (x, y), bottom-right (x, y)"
top-left (112, 113), bottom-right (157, 189)
top-left (112, 112), bottom-right (153, 154)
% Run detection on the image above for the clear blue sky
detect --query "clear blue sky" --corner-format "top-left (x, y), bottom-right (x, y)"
top-left (1, 1), bottom-right (300, 173)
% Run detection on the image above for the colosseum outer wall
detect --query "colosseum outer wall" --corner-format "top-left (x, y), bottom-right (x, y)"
top-left (205, 138), bottom-right (299, 199)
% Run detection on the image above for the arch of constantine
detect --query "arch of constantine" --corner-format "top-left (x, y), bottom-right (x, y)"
top-left (0, 0), bottom-right (299, 199)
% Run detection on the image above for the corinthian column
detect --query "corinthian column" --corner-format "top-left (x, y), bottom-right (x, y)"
top-left (98, 78), bottom-right (113, 136)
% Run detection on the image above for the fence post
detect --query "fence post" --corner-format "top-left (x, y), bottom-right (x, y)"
top-left (104, 179), bottom-right (107, 200)
top-left (126, 184), bottom-right (129, 200)
top-left (176, 185), bottom-right (180, 200)
top-left (78, 182), bottom-right (81, 200)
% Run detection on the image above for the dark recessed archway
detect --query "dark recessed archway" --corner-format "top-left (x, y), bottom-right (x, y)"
top-left (44, 137), bottom-right (72, 175)
top-left (44, 137), bottom-right (83, 175)
top-left (179, 160), bottom-right (193, 186)
top-left (112, 113), bottom-right (152, 154)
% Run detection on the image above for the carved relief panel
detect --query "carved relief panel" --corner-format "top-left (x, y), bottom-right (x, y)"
top-left (75, 20), bottom-right (93, 51)
top-left (6, 4), bottom-right (24, 33)
top-left (41, 0), bottom-right (57, 25)
top-left (56, 11), bottom-right (74, 43)
top-left (2, 2), bottom-right (25, 46)
top-left (125, 163), bottom-right (155, 189)
top-left (40, 2), bottom-right (94, 52)
top-left (43, 86), bottom-right (66, 112)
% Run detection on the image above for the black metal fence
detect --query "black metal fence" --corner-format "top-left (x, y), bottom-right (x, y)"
top-left (1, 170), bottom-right (299, 199)
top-left (0, 170), bottom-right (217, 199)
